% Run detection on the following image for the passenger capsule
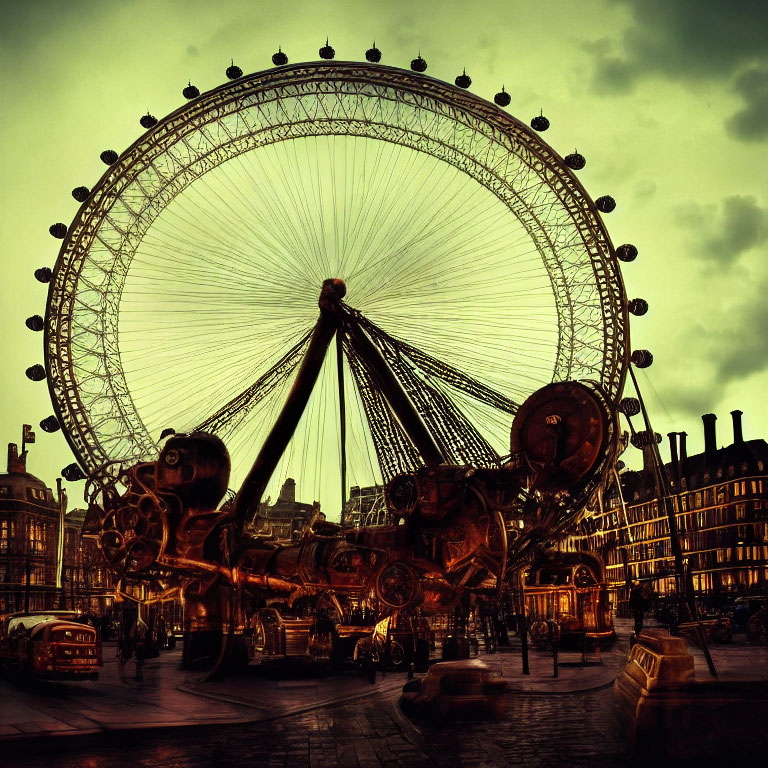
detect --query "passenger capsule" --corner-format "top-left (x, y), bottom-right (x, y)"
top-left (628, 298), bottom-right (649, 316)
top-left (182, 83), bottom-right (200, 100)
top-left (410, 54), bottom-right (427, 72)
top-left (319, 39), bottom-right (335, 59)
top-left (619, 397), bottom-right (641, 417)
top-left (631, 349), bottom-right (653, 368)
top-left (25, 315), bottom-right (44, 332)
top-left (40, 415), bottom-right (61, 433)
top-left (62, 463), bottom-right (86, 481)
top-left (595, 195), bottom-right (616, 213)
top-left (616, 244), bottom-right (638, 262)
top-left (34, 267), bottom-right (52, 283)
top-left (272, 48), bottom-right (288, 66)
top-left (26, 364), bottom-right (46, 381)
top-left (225, 62), bottom-right (243, 80)
top-left (365, 43), bottom-right (381, 62)
top-left (71, 186), bottom-right (90, 202)
top-left (139, 113), bottom-right (158, 129)
top-left (455, 69), bottom-right (471, 88)
top-left (494, 87), bottom-right (511, 107)
top-left (100, 150), bottom-right (118, 165)
top-left (531, 114), bottom-right (550, 131)
top-left (49, 223), bottom-right (67, 239)
top-left (564, 152), bottom-right (586, 170)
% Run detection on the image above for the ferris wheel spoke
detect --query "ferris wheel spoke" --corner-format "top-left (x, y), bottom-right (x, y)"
top-left (344, 338), bottom-right (423, 482)
top-left (355, 313), bottom-right (518, 415)
top-left (193, 327), bottom-right (314, 435)
top-left (376, 338), bottom-right (501, 467)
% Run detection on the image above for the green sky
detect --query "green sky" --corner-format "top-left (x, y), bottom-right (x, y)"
top-left (1, 0), bottom-right (767, 514)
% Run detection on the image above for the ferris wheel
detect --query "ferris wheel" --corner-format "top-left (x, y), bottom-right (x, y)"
top-left (27, 43), bottom-right (645, 515)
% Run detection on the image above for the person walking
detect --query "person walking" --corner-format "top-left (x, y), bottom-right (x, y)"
top-left (129, 615), bottom-right (149, 682)
top-left (629, 582), bottom-right (652, 637)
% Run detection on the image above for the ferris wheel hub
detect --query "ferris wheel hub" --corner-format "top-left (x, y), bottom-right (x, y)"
top-left (319, 278), bottom-right (347, 312)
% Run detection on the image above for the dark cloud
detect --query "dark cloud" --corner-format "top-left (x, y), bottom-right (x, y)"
top-left (587, 1), bottom-right (768, 140)
top-left (591, 0), bottom-right (767, 87)
top-left (663, 381), bottom-right (721, 420)
top-left (676, 195), bottom-right (768, 266)
top-left (664, 274), bottom-right (768, 420)
top-left (725, 67), bottom-right (768, 141)
top-left (0, 0), bottom-right (104, 61)
top-left (663, 195), bottom-right (768, 409)
top-left (713, 281), bottom-right (768, 382)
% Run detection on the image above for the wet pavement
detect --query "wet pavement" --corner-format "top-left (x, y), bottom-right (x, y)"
top-left (1, 619), bottom-right (767, 767)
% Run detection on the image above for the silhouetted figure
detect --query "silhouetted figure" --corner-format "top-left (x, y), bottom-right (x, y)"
top-left (630, 582), bottom-right (652, 637)
top-left (130, 617), bottom-right (148, 681)
top-left (117, 621), bottom-right (131, 683)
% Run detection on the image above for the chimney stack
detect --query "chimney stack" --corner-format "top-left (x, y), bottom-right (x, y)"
top-left (730, 410), bottom-right (744, 444)
top-left (641, 443), bottom-right (654, 473)
top-left (702, 413), bottom-right (717, 464)
top-left (7, 443), bottom-right (26, 474)
top-left (679, 431), bottom-right (688, 487)
top-left (668, 432), bottom-right (680, 485)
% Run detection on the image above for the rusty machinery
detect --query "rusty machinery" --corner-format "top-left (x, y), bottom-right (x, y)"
top-left (82, 281), bottom-right (619, 669)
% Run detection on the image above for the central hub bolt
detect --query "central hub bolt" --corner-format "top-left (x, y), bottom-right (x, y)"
top-left (319, 278), bottom-right (347, 313)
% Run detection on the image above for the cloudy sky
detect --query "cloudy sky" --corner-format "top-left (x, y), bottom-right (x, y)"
top-left (1, 0), bottom-right (766, 510)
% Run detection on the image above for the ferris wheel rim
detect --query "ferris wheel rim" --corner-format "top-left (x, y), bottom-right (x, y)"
top-left (43, 59), bottom-right (629, 479)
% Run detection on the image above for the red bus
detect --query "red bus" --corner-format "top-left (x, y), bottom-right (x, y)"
top-left (0, 611), bottom-right (102, 680)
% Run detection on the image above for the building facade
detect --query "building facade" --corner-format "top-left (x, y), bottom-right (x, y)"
top-left (0, 442), bottom-right (64, 612)
top-left (564, 410), bottom-right (768, 609)
top-left (0, 434), bottom-right (114, 616)
top-left (62, 506), bottom-right (114, 615)
top-left (249, 478), bottom-right (321, 540)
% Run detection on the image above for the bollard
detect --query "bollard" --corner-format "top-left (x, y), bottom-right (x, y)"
top-left (518, 613), bottom-right (530, 675)
top-left (549, 620), bottom-right (559, 678)
top-left (553, 641), bottom-right (559, 678)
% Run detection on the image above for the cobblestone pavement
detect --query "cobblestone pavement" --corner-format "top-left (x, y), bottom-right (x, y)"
top-left (5, 620), bottom-right (767, 767)
top-left (9, 685), bottom-right (628, 768)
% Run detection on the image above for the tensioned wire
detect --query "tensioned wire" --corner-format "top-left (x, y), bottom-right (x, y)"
top-left (120, 135), bottom-right (560, 496)
top-left (115, 132), bottom-right (583, 517)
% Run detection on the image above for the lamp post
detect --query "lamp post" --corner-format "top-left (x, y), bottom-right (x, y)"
top-left (23, 546), bottom-right (31, 613)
